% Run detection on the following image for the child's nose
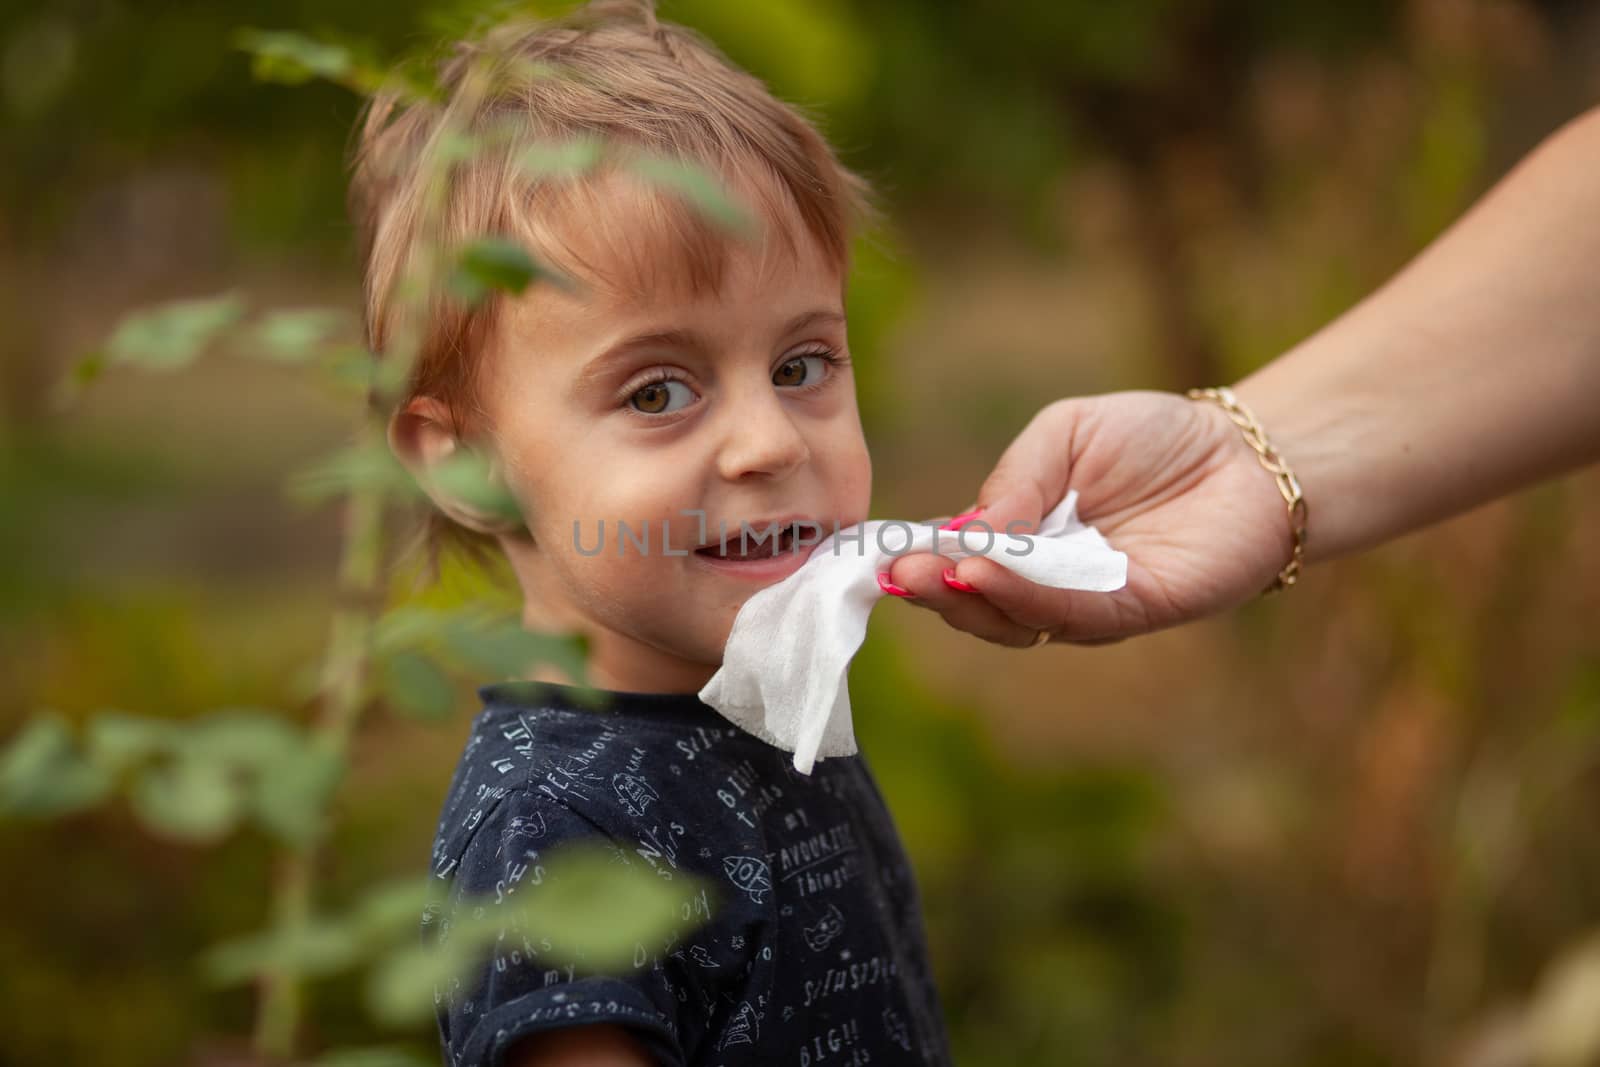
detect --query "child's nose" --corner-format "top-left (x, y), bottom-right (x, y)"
top-left (715, 387), bottom-right (811, 481)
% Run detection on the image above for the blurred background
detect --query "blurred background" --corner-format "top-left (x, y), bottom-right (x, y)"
top-left (3, 0), bottom-right (1599, 1064)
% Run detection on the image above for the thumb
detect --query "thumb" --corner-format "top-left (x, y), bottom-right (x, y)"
top-left (972, 400), bottom-right (1078, 537)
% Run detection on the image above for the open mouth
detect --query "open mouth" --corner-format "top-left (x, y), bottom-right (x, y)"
top-left (693, 522), bottom-right (804, 561)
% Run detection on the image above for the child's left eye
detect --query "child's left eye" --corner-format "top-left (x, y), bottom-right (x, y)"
top-left (773, 353), bottom-right (832, 389)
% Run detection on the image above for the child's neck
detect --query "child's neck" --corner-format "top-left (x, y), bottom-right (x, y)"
top-left (510, 546), bottom-right (716, 696)
top-left (525, 629), bottom-right (718, 696)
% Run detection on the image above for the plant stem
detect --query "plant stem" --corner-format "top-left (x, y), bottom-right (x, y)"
top-left (249, 46), bottom-right (498, 1060)
top-left (252, 420), bottom-right (388, 1061)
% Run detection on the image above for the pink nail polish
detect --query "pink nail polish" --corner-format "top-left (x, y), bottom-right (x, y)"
top-left (876, 572), bottom-right (915, 598)
top-left (942, 568), bottom-right (979, 593)
top-left (939, 506), bottom-right (986, 531)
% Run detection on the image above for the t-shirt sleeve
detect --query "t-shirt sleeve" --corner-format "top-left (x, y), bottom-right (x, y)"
top-left (430, 785), bottom-right (769, 1067)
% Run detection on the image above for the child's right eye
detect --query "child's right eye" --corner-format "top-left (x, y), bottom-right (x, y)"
top-left (629, 377), bottom-right (695, 415)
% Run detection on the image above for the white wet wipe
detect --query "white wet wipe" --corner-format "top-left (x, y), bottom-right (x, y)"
top-left (698, 490), bottom-right (1128, 774)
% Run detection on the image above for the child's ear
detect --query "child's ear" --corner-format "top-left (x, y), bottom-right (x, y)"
top-left (388, 396), bottom-right (526, 537)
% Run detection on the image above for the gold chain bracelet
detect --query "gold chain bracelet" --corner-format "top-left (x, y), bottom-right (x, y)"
top-left (1185, 386), bottom-right (1308, 595)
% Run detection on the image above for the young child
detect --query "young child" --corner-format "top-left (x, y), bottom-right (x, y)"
top-left (352, 2), bottom-right (952, 1063)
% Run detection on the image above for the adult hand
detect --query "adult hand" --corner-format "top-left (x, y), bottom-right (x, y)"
top-left (885, 110), bottom-right (1600, 649)
top-left (882, 390), bottom-right (1294, 647)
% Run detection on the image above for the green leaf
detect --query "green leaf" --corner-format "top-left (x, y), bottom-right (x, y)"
top-left (235, 29), bottom-right (353, 86)
top-left (516, 136), bottom-right (605, 180)
top-left (366, 844), bottom-right (700, 1023)
top-left (129, 756), bottom-right (242, 842)
top-left (0, 713), bottom-right (115, 818)
top-left (84, 711), bottom-right (181, 775)
top-left (547, 632), bottom-right (594, 692)
top-left (286, 441), bottom-right (418, 506)
top-left (514, 842), bottom-right (706, 969)
top-left (372, 605), bottom-right (457, 654)
top-left (233, 29), bottom-right (410, 97)
top-left (447, 238), bottom-right (544, 305)
top-left (365, 939), bottom-right (476, 1027)
top-left (320, 345), bottom-right (409, 398)
top-left (201, 918), bottom-right (366, 986)
top-left (105, 291), bottom-right (247, 371)
top-left (362, 845), bottom-right (698, 1025)
top-left (623, 154), bottom-right (754, 234)
top-left (428, 447), bottom-right (524, 526)
top-left (250, 740), bottom-right (343, 847)
top-left (363, 844), bottom-right (702, 1026)
top-left (370, 355), bottom-right (413, 402)
top-left (441, 618), bottom-right (580, 683)
top-left (183, 708), bottom-right (306, 770)
top-left (434, 130), bottom-right (483, 166)
top-left (497, 57), bottom-right (568, 92)
top-left (381, 651), bottom-right (458, 721)
top-left (84, 708), bottom-right (336, 847)
top-left (248, 308), bottom-right (353, 363)
top-left (350, 879), bottom-right (443, 940)
top-left (0, 715), bottom-right (76, 796)
top-left (202, 878), bottom-right (439, 991)
top-left (497, 632), bottom-right (593, 697)
top-left (375, 604), bottom-right (591, 689)
top-left (361, 899), bottom-right (507, 1026)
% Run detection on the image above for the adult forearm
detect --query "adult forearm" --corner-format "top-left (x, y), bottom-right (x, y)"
top-left (1232, 106), bottom-right (1600, 564)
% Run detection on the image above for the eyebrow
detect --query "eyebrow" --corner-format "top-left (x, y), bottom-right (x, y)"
top-left (571, 309), bottom-right (846, 394)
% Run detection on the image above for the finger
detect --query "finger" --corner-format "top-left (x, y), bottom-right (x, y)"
top-left (972, 400), bottom-right (1081, 540)
top-left (946, 554), bottom-right (1143, 643)
top-left (921, 501), bottom-right (981, 531)
top-left (883, 553), bottom-right (1049, 650)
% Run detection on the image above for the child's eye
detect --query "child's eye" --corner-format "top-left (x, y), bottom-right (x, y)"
top-left (629, 378), bottom-right (695, 415)
top-left (773, 351), bottom-right (836, 389)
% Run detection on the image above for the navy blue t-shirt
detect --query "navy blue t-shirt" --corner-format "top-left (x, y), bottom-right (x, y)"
top-left (423, 680), bottom-right (954, 1067)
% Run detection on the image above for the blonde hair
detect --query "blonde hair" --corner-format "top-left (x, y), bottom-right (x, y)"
top-left (346, 0), bottom-right (874, 578)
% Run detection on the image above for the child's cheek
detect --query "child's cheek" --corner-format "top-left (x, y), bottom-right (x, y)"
top-left (841, 443), bottom-right (873, 525)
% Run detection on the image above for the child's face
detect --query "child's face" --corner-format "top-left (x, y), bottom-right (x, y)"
top-left (482, 178), bottom-right (872, 692)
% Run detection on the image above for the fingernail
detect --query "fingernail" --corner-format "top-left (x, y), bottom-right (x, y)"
top-left (876, 572), bottom-right (915, 598)
top-left (939, 506), bottom-right (986, 531)
top-left (941, 568), bottom-right (979, 593)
